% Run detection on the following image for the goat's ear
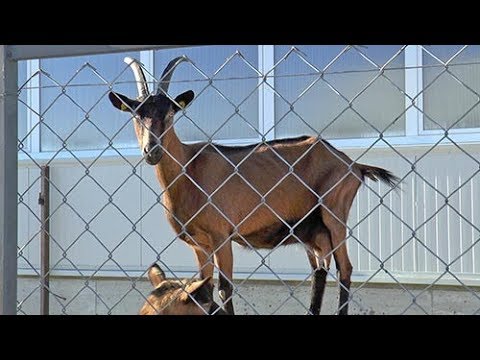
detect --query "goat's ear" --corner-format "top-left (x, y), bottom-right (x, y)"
top-left (109, 92), bottom-right (140, 112)
top-left (180, 277), bottom-right (213, 304)
top-left (147, 264), bottom-right (166, 288)
top-left (172, 90), bottom-right (195, 112)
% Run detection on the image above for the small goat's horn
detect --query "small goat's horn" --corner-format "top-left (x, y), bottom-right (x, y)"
top-left (147, 263), bottom-right (166, 287)
top-left (124, 57), bottom-right (149, 99)
top-left (157, 56), bottom-right (188, 95)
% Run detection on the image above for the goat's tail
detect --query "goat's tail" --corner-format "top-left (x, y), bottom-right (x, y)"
top-left (357, 164), bottom-right (400, 189)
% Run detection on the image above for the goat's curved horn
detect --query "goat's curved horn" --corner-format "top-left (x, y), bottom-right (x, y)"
top-left (124, 57), bottom-right (149, 99)
top-left (157, 56), bottom-right (188, 95)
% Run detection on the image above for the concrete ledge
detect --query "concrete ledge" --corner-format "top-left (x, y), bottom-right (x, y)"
top-left (17, 276), bottom-right (480, 315)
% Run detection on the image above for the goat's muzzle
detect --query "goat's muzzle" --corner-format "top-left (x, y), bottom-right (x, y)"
top-left (143, 143), bottom-right (162, 165)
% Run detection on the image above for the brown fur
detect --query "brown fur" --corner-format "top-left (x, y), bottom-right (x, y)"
top-left (147, 134), bottom-right (396, 315)
top-left (110, 59), bottom-right (399, 315)
top-left (140, 264), bottom-right (225, 315)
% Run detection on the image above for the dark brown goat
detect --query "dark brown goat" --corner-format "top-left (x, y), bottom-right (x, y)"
top-left (140, 264), bottom-right (226, 315)
top-left (110, 57), bottom-right (399, 315)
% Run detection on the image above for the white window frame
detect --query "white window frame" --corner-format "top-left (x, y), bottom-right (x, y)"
top-left (417, 45), bottom-right (480, 137)
top-left (267, 44), bottom-right (480, 150)
top-left (18, 45), bottom-right (480, 164)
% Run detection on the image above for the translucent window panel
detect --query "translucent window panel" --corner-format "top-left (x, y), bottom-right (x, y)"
top-left (423, 45), bottom-right (480, 131)
top-left (17, 61), bottom-right (28, 145)
top-left (274, 46), bottom-right (406, 140)
top-left (154, 46), bottom-right (259, 142)
top-left (40, 52), bottom-right (140, 152)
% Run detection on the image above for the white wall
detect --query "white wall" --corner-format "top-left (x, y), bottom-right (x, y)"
top-left (17, 143), bottom-right (480, 286)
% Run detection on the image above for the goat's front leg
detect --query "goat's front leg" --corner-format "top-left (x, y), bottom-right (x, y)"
top-left (214, 241), bottom-right (235, 315)
top-left (192, 244), bottom-right (214, 298)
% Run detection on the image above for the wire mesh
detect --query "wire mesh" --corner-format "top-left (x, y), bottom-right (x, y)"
top-left (12, 45), bottom-right (480, 315)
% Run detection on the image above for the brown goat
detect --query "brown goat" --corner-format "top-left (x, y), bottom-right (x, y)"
top-left (140, 264), bottom-right (227, 315)
top-left (110, 56), bottom-right (399, 315)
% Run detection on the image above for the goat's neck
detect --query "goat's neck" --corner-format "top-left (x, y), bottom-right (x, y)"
top-left (153, 127), bottom-right (190, 190)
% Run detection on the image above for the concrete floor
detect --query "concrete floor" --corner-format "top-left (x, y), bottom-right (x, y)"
top-left (17, 276), bottom-right (480, 315)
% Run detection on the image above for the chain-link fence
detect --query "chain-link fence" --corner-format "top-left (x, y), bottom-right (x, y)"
top-left (2, 45), bottom-right (480, 315)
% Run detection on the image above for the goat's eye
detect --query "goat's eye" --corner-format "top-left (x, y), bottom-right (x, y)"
top-left (134, 110), bottom-right (145, 118)
top-left (133, 113), bottom-right (143, 122)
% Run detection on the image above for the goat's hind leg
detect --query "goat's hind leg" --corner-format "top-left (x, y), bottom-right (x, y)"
top-left (214, 241), bottom-right (235, 315)
top-left (306, 230), bottom-right (332, 315)
top-left (322, 211), bottom-right (353, 316)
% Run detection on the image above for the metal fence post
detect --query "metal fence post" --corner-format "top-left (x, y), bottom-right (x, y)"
top-left (39, 166), bottom-right (50, 315)
top-left (0, 45), bottom-right (18, 315)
